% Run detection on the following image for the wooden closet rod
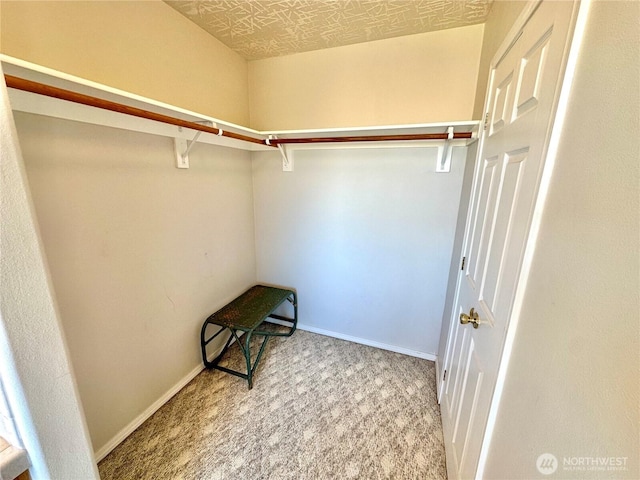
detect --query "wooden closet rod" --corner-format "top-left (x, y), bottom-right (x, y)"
top-left (4, 74), bottom-right (475, 147)
top-left (3, 74), bottom-right (269, 147)
top-left (269, 132), bottom-right (473, 145)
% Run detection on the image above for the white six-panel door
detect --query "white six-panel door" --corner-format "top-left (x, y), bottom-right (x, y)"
top-left (439, 2), bottom-right (579, 478)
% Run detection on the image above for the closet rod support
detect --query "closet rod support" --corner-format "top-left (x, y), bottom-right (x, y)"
top-left (436, 127), bottom-right (455, 173)
top-left (269, 135), bottom-right (293, 172)
top-left (183, 131), bottom-right (202, 158)
top-left (279, 144), bottom-right (293, 172)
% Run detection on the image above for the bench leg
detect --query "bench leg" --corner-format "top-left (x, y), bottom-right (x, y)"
top-left (263, 292), bottom-right (298, 337)
top-left (244, 332), bottom-right (254, 389)
top-left (201, 323), bottom-right (234, 369)
top-left (228, 330), bottom-right (271, 390)
top-left (292, 291), bottom-right (298, 335)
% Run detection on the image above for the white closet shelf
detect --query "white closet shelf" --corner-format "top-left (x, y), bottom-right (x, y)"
top-left (264, 121), bottom-right (479, 141)
top-left (1, 55), bottom-right (479, 154)
top-left (1, 55), bottom-right (273, 152)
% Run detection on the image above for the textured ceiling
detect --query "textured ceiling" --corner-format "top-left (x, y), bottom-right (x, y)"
top-left (165, 0), bottom-right (493, 60)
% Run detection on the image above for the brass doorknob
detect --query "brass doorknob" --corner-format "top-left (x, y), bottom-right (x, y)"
top-left (460, 308), bottom-right (480, 329)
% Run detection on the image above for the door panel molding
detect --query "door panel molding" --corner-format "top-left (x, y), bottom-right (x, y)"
top-left (439, 2), bottom-right (585, 479)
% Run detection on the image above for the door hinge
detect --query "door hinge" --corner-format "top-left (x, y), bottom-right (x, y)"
top-left (461, 256), bottom-right (466, 270)
top-left (483, 112), bottom-right (490, 131)
top-left (443, 369), bottom-right (447, 381)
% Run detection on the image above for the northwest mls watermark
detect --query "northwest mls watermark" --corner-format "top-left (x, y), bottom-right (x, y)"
top-left (536, 453), bottom-right (629, 475)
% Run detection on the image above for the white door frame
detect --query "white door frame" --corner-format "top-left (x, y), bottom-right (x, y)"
top-left (437, 0), bottom-right (592, 477)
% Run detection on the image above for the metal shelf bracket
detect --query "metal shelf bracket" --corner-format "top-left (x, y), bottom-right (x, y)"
top-left (436, 126), bottom-right (455, 173)
top-left (268, 135), bottom-right (293, 172)
top-left (174, 121), bottom-right (216, 169)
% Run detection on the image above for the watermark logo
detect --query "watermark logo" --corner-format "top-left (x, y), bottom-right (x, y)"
top-left (536, 453), bottom-right (558, 475)
top-left (536, 453), bottom-right (629, 476)
top-left (563, 456), bottom-right (628, 472)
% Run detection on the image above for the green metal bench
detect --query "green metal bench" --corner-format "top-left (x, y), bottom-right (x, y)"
top-left (200, 285), bottom-right (297, 389)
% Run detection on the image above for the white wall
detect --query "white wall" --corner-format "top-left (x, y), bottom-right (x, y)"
top-left (248, 25), bottom-right (484, 130)
top-left (0, 69), bottom-right (98, 479)
top-left (252, 146), bottom-right (467, 357)
top-left (0, 0), bottom-right (250, 125)
top-left (15, 113), bottom-right (257, 455)
top-left (482, 1), bottom-right (640, 478)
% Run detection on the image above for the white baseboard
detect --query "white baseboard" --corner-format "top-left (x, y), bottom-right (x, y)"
top-left (94, 363), bottom-right (204, 462)
top-left (94, 334), bottom-right (234, 462)
top-left (297, 323), bottom-right (437, 361)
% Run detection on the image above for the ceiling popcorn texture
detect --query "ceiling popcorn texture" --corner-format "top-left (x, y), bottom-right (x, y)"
top-left (164, 0), bottom-right (493, 60)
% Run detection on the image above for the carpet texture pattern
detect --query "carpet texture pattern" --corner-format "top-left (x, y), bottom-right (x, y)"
top-left (98, 330), bottom-right (447, 479)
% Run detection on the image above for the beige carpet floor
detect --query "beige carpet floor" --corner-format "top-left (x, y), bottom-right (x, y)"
top-left (98, 329), bottom-right (447, 479)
